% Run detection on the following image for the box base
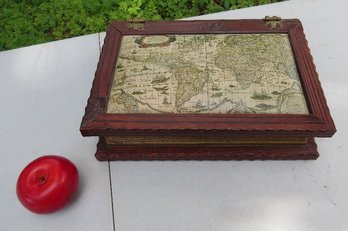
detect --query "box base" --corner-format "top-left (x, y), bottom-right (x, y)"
top-left (95, 137), bottom-right (318, 161)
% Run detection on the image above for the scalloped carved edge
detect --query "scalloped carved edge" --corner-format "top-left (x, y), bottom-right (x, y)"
top-left (80, 31), bottom-right (109, 126)
top-left (81, 96), bottom-right (107, 124)
top-left (290, 23), bottom-right (335, 131)
top-left (80, 19), bottom-right (336, 138)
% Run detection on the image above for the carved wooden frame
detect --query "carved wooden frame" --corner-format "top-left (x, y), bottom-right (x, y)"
top-left (80, 19), bottom-right (336, 160)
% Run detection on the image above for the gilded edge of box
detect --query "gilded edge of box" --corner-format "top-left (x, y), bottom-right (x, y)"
top-left (104, 136), bottom-right (308, 145)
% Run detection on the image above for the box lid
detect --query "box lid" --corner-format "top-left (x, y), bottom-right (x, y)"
top-left (80, 18), bottom-right (336, 138)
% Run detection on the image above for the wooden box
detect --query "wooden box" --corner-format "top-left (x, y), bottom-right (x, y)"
top-left (80, 17), bottom-right (336, 160)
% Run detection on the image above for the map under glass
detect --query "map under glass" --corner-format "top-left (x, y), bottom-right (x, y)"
top-left (107, 34), bottom-right (309, 114)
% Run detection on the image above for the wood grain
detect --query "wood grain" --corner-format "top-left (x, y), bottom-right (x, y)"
top-left (80, 19), bottom-right (335, 160)
top-left (96, 137), bottom-right (318, 161)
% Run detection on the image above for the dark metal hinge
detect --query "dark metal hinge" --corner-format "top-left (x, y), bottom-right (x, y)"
top-left (264, 16), bottom-right (282, 29)
top-left (128, 19), bottom-right (145, 31)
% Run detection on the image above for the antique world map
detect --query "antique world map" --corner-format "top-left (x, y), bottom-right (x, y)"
top-left (107, 34), bottom-right (309, 114)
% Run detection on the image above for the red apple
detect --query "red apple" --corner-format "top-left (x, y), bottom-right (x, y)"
top-left (16, 155), bottom-right (79, 214)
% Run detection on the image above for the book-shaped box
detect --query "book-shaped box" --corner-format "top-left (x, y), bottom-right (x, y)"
top-left (80, 17), bottom-right (336, 160)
